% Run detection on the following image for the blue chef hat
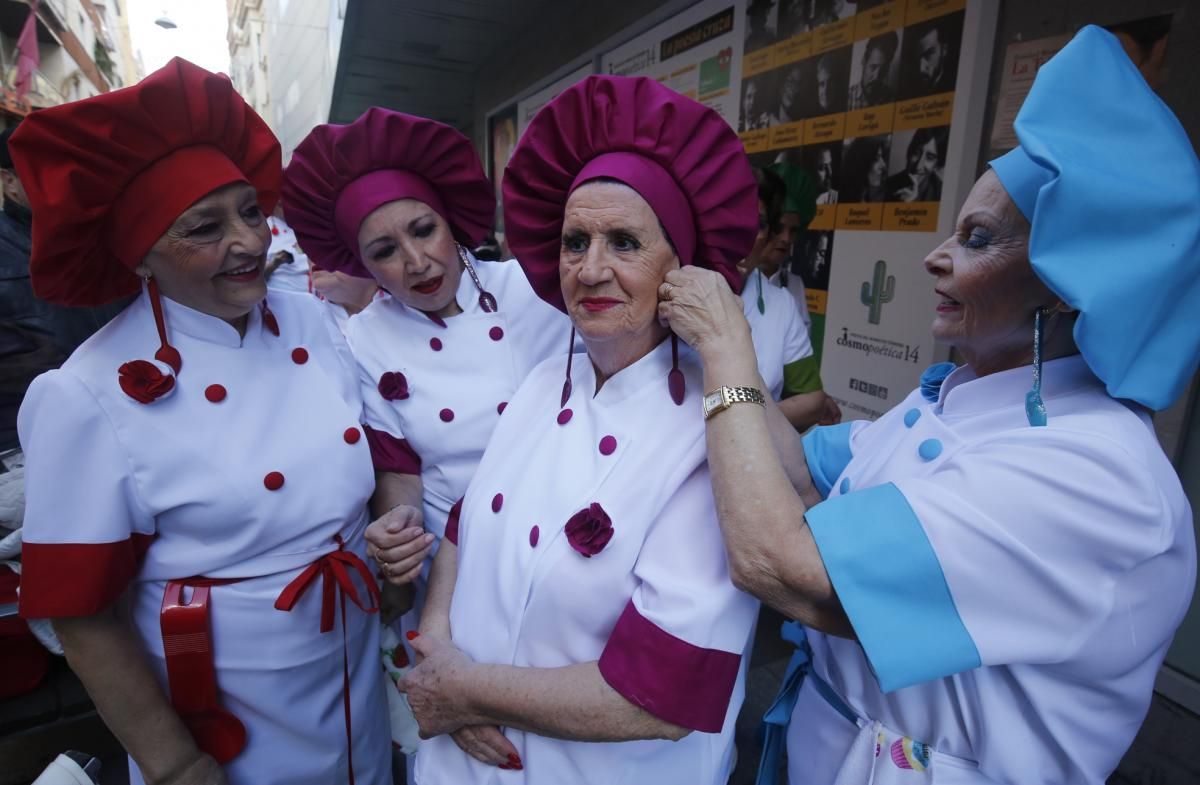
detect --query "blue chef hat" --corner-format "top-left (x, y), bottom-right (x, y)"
top-left (991, 25), bottom-right (1200, 411)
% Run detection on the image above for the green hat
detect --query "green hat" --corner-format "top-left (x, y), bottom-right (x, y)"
top-left (768, 162), bottom-right (817, 230)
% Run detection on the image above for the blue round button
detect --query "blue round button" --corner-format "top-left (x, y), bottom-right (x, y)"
top-left (904, 408), bottom-right (921, 428)
top-left (839, 478), bottom-right (850, 495)
top-left (918, 438), bottom-right (943, 461)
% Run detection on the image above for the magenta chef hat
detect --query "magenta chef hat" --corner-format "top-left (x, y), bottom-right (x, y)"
top-left (502, 75), bottom-right (758, 311)
top-left (282, 107), bottom-right (494, 278)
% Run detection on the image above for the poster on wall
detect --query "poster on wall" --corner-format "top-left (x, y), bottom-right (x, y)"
top-left (600, 0), bottom-right (743, 126)
top-left (488, 104), bottom-right (519, 243)
top-left (518, 63), bottom-right (596, 137)
top-left (791, 0), bottom-right (997, 420)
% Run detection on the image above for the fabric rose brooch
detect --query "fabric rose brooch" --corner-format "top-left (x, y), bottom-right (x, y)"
top-left (378, 371), bottom-right (410, 401)
top-left (118, 359), bottom-right (176, 405)
top-left (565, 503), bottom-right (614, 558)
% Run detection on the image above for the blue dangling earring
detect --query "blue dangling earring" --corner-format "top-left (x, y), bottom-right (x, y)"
top-left (1025, 307), bottom-right (1049, 427)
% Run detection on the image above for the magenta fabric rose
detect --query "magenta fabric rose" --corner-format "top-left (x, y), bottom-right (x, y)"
top-left (565, 503), bottom-right (614, 558)
top-left (118, 360), bottom-right (175, 404)
top-left (378, 371), bottom-right (410, 401)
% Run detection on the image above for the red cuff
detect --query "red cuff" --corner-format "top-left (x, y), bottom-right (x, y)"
top-left (598, 600), bottom-right (741, 733)
top-left (443, 497), bottom-right (463, 546)
top-left (363, 424), bottom-right (422, 475)
top-left (19, 534), bottom-right (155, 618)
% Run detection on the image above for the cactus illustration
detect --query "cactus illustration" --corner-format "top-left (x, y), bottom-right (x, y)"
top-left (860, 259), bottom-right (895, 325)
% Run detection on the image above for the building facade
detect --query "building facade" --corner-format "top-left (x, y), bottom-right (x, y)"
top-left (0, 0), bottom-right (139, 122)
top-left (226, 0), bottom-right (345, 161)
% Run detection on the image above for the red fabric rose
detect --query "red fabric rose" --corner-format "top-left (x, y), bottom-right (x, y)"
top-left (118, 360), bottom-right (175, 404)
top-left (565, 503), bottom-right (614, 558)
top-left (378, 371), bottom-right (410, 401)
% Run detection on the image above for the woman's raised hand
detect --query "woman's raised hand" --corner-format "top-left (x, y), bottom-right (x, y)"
top-left (657, 267), bottom-right (752, 357)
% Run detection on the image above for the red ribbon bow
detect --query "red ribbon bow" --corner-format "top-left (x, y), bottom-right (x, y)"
top-left (273, 535), bottom-right (380, 785)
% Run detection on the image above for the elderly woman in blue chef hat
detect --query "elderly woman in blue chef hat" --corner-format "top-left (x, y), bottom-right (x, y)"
top-left (658, 26), bottom-right (1198, 785)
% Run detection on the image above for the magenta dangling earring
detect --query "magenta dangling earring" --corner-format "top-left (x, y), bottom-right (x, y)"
top-left (457, 243), bottom-right (498, 312)
top-left (560, 327), bottom-right (576, 409)
top-left (668, 334), bottom-right (685, 406)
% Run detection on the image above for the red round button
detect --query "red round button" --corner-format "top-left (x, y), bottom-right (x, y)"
top-left (429, 337), bottom-right (443, 352)
top-left (492, 493), bottom-right (504, 513)
top-left (264, 471), bottom-right (285, 491)
top-left (344, 427), bottom-right (361, 444)
top-left (205, 384), bottom-right (226, 403)
top-left (439, 408), bottom-right (455, 422)
top-left (599, 435), bottom-right (617, 455)
top-left (489, 326), bottom-right (504, 341)
top-left (557, 409), bottom-right (573, 425)
top-left (291, 348), bottom-right (309, 364)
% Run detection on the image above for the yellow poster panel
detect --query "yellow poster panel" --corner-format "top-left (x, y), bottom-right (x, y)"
top-left (804, 112), bottom-right (847, 145)
top-left (835, 203), bottom-right (883, 231)
top-left (810, 204), bottom-right (836, 231)
top-left (742, 48), bottom-right (775, 78)
top-left (845, 103), bottom-right (895, 137)
top-left (905, 0), bottom-right (966, 26)
top-left (882, 202), bottom-right (940, 232)
top-left (893, 91), bottom-right (954, 131)
top-left (855, 0), bottom-right (907, 39)
top-left (768, 120), bottom-right (805, 150)
top-left (811, 17), bottom-right (855, 55)
top-left (771, 32), bottom-right (813, 67)
top-left (806, 288), bottom-right (829, 317)
top-left (740, 129), bottom-right (771, 154)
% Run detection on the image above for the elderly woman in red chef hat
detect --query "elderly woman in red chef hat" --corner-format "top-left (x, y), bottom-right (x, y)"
top-left (395, 75), bottom-right (762, 785)
top-left (12, 59), bottom-right (389, 785)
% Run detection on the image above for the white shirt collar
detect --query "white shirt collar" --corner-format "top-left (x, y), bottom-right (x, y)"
top-left (937, 354), bottom-right (1101, 417)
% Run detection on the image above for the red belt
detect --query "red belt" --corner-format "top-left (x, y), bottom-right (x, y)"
top-left (160, 535), bottom-right (381, 781)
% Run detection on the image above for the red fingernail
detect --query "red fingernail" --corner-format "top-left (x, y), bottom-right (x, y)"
top-left (507, 754), bottom-right (522, 767)
top-left (406, 630), bottom-right (420, 641)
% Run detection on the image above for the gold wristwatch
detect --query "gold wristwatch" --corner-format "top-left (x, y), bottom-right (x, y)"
top-left (702, 385), bottom-right (766, 420)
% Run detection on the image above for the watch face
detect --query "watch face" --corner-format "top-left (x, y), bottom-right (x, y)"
top-left (704, 391), bottom-right (723, 412)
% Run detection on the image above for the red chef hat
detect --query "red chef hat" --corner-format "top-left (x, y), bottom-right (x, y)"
top-left (8, 57), bottom-right (281, 306)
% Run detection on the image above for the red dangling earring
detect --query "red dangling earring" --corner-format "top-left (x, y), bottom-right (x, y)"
top-left (148, 277), bottom-right (182, 373)
top-left (117, 275), bottom-right (182, 405)
top-left (260, 299), bottom-right (280, 336)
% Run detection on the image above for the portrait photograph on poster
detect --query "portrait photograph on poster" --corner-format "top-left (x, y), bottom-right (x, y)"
top-left (886, 125), bottom-right (949, 203)
top-left (839, 133), bottom-right (891, 203)
top-left (744, 0), bottom-right (779, 53)
top-left (898, 10), bottom-right (964, 100)
top-left (847, 29), bottom-right (902, 109)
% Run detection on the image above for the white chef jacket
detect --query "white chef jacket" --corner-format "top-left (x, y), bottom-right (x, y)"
top-left (415, 337), bottom-right (760, 785)
top-left (266, 215), bottom-right (311, 294)
top-left (18, 288), bottom-right (390, 785)
top-left (769, 268), bottom-right (811, 327)
top-left (789, 356), bottom-right (1196, 785)
top-left (744, 268), bottom-right (815, 400)
top-left (346, 256), bottom-right (570, 541)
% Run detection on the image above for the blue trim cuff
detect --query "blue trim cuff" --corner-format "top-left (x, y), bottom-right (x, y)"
top-left (806, 482), bottom-right (981, 691)
top-left (802, 422), bottom-right (854, 499)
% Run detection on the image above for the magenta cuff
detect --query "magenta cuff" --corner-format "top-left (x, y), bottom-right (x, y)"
top-left (443, 497), bottom-right (464, 546)
top-left (598, 600), bottom-right (741, 733)
top-left (363, 424), bottom-right (422, 475)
